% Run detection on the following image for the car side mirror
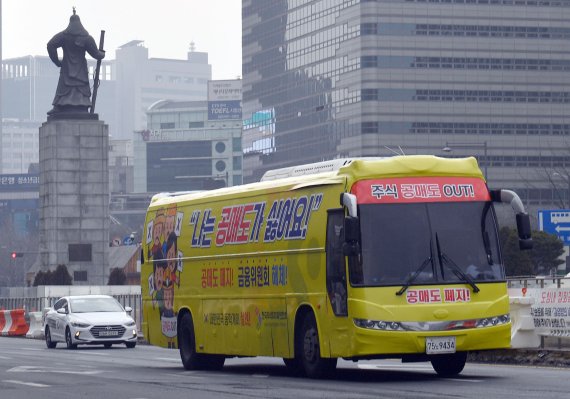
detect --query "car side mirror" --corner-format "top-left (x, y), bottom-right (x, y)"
top-left (125, 306), bottom-right (133, 313)
top-left (56, 308), bottom-right (67, 315)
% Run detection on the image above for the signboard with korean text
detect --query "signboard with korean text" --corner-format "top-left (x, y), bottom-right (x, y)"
top-left (0, 174), bottom-right (40, 192)
top-left (351, 176), bottom-right (490, 204)
top-left (538, 209), bottom-right (570, 245)
top-left (509, 287), bottom-right (570, 337)
top-left (207, 80), bottom-right (242, 120)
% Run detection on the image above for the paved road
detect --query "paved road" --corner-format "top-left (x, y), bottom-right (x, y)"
top-left (0, 337), bottom-right (567, 399)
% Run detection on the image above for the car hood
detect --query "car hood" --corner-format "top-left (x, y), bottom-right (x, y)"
top-left (71, 312), bottom-right (134, 325)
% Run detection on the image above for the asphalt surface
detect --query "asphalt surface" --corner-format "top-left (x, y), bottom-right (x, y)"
top-left (1, 336), bottom-right (569, 399)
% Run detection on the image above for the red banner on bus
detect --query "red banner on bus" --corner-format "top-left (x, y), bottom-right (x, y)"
top-left (351, 177), bottom-right (490, 204)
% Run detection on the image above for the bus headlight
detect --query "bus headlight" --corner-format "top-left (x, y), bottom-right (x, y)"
top-left (354, 318), bottom-right (405, 331)
top-left (476, 314), bottom-right (510, 328)
top-left (354, 314), bottom-right (510, 332)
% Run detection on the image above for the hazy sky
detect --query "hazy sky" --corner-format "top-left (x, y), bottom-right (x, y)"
top-left (1, 0), bottom-right (242, 80)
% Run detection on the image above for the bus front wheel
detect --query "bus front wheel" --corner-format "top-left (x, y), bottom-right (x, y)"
top-left (430, 352), bottom-right (467, 377)
top-left (297, 311), bottom-right (337, 378)
top-left (178, 312), bottom-right (225, 371)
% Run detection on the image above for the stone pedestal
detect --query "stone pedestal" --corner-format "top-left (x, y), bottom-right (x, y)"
top-left (39, 119), bottom-right (109, 285)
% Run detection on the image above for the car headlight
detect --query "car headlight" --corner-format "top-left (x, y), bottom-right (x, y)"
top-left (70, 321), bottom-right (90, 328)
top-left (125, 320), bottom-right (136, 327)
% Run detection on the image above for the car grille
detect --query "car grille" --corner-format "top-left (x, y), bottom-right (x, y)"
top-left (90, 325), bottom-right (126, 338)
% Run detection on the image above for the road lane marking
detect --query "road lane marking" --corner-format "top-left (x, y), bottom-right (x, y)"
top-left (7, 365), bottom-right (104, 375)
top-left (3, 380), bottom-right (50, 388)
top-left (443, 378), bottom-right (483, 383)
top-left (0, 355), bottom-right (12, 359)
top-left (358, 364), bottom-right (433, 372)
top-left (157, 357), bottom-right (181, 362)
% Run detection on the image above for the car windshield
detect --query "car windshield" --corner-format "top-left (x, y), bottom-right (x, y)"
top-left (69, 297), bottom-right (124, 313)
top-left (352, 201), bottom-right (503, 287)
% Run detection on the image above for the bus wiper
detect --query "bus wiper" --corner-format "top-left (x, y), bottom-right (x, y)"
top-left (436, 234), bottom-right (480, 293)
top-left (396, 238), bottom-right (434, 296)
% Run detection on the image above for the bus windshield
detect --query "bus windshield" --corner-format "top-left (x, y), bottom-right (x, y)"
top-left (352, 201), bottom-right (504, 287)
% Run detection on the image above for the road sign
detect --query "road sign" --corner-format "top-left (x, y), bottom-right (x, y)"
top-left (538, 210), bottom-right (570, 245)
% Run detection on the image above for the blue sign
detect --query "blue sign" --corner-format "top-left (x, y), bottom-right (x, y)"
top-left (208, 100), bottom-right (242, 120)
top-left (538, 209), bottom-right (570, 245)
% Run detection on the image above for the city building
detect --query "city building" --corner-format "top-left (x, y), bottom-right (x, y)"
top-left (0, 172), bottom-right (39, 287)
top-left (0, 41), bottom-right (211, 173)
top-left (242, 0), bottom-right (570, 219)
top-left (133, 80), bottom-right (243, 193)
top-left (114, 40), bottom-right (211, 140)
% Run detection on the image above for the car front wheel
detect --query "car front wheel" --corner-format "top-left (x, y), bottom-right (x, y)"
top-left (65, 328), bottom-right (77, 350)
top-left (45, 326), bottom-right (56, 349)
top-left (126, 342), bottom-right (136, 349)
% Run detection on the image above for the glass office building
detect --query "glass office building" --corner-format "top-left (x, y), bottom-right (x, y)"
top-left (242, 0), bottom-right (570, 213)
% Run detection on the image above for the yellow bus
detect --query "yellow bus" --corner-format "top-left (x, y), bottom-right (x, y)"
top-left (141, 156), bottom-right (532, 378)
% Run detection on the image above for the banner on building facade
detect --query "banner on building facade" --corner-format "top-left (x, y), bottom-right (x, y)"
top-left (208, 80), bottom-right (242, 121)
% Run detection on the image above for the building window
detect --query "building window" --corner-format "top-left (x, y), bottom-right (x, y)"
top-left (361, 122), bottom-right (379, 134)
top-left (362, 89), bottom-right (379, 101)
top-left (216, 160), bottom-right (226, 172)
top-left (74, 271), bottom-right (88, 282)
top-left (69, 244), bottom-right (92, 262)
top-left (233, 156), bottom-right (242, 170)
top-left (188, 121), bottom-right (204, 128)
top-left (215, 142), bottom-right (226, 153)
top-left (361, 56), bottom-right (378, 68)
top-left (361, 23), bottom-right (378, 35)
top-left (232, 137), bottom-right (242, 152)
top-left (160, 122), bottom-right (175, 129)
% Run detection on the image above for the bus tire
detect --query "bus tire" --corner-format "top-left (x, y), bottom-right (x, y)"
top-left (178, 312), bottom-right (225, 371)
top-left (283, 357), bottom-right (302, 375)
top-left (430, 352), bottom-right (467, 377)
top-left (297, 311), bottom-right (337, 378)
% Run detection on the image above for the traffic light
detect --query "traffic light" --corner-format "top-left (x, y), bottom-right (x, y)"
top-left (10, 252), bottom-right (23, 259)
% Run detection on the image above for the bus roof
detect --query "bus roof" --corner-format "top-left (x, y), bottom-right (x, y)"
top-left (149, 155), bottom-right (483, 208)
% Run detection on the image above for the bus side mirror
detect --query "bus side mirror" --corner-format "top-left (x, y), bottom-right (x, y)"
top-left (516, 213), bottom-right (533, 250)
top-left (343, 216), bottom-right (361, 256)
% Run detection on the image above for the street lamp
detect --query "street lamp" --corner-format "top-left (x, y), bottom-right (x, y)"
top-left (552, 172), bottom-right (570, 209)
top-left (442, 141), bottom-right (488, 178)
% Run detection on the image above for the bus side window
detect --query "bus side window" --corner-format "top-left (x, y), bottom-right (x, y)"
top-left (326, 209), bottom-right (348, 317)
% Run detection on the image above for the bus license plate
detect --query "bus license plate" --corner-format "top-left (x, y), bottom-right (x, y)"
top-left (426, 336), bottom-right (456, 354)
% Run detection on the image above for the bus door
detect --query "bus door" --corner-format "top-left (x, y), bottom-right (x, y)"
top-left (326, 209), bottom-right (350, 356)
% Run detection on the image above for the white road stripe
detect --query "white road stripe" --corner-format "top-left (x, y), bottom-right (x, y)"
top-left (3, 380), bottom-right (51, 388)
top-left (7, 365), bottom-right (103, 375)
top-left (0, 355), bottom-right (12, 359)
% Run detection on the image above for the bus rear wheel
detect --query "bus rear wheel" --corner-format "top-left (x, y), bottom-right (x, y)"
top-left (430, 352), bottom-right (467, 377)
top-left (297, 311), bottom-right (337, 379)
top-left (178, 312), bottom-right (225, 371)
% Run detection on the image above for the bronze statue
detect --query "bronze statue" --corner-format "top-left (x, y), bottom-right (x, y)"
top-left (47, 8), bottom-right (105, 117)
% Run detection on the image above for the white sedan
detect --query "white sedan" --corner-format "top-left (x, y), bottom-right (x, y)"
top-left (44, 295), bottom-right (138, 349)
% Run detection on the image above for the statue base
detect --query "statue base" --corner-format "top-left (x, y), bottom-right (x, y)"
top-left (38, 118), bottom-right (109, 285)
top-left (47, 112), bottom-right (99, 122)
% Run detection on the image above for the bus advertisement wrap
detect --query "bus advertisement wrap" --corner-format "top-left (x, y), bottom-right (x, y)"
top-left (141, 156), bottom-right (532, 378)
